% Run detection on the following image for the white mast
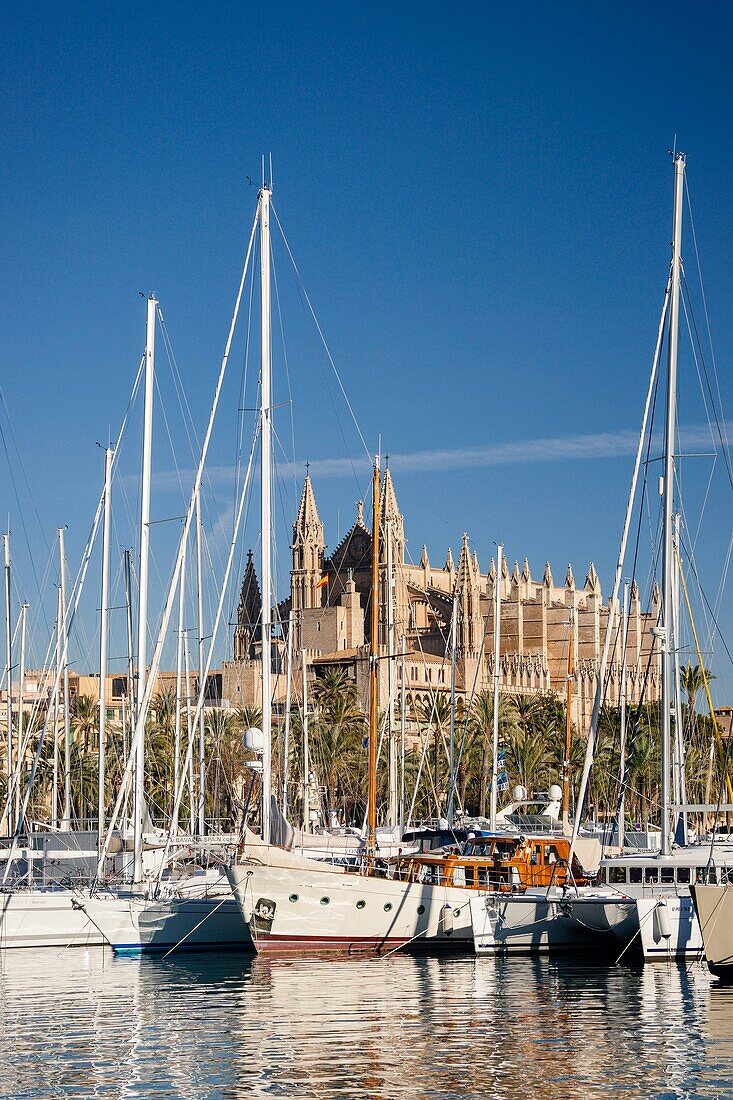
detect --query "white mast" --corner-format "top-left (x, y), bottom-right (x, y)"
top-left (490, 543), bottom-right (503, 831)
top-left (672, 512), bottom-right (687, 842)
top-left (660, 153), bottom-right (685, 858)
top-left (134, 294), bottom-right (156, 881)
top-left (302, 649), bottom-right (309, 833)
top-left (196, 491), bottom-right (206, 836)
top-left (172, 539), bottom-right (187, 836)
top-left (618, 580), bottom-right (629, 849)
top-left (259, 182), bottom-right (273, 845)
top-left (98, 446), bottom-right (113, 858)
top-left (16, 601), bottom-right (27, 831)
top-left (52, 583), bottom-right (61, 829)
top-left (447, 587), bottom-right (458, 825)
top-left (400, 633), bottom-right (406, 830)
top-left (281, 611), bottom-right (294, 817)
top-left (3, 533), bottom-right (11, 833)
top-left (386, 516), bottom-right (398, 826)
top-left (58, 526), bottom-right (72, 831)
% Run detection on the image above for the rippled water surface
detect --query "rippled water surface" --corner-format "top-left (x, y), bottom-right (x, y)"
top-left (1, 948), bottom-right (732, 1099)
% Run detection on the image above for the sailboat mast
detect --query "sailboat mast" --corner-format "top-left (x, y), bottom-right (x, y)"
top-left (195, 491), bottom-right (206, 837)
top-left (59, 526), bottom-right (72, 832)
top-left (660, 152), bottom-right (685, 857)
top-left (447, 587), bottom-right (457, 826)
top-left (134, 293), bottom-right (156, 880)
top-left (386, 515), bottom-right (398, 827)
top-left (259, 183), bottom-right (273, 845)
top-left (16, 601), bottom-right (27, 831)
top-left (302, 648), bottom-right (309, 832)
top-left (489, 543), bottom-right (503, 831)
top-left (618, 580), bottom-right (629, 848)
top-left (3, 533), bottom-right (11, 833)
top-left (281, 611), bottom-right (294, 817)
top-left (561, 608), bottom-right (574, 832)
top-left (367, 459), bottom-right (381, 861)
top-left (98, 445), bottom-right (113, 858)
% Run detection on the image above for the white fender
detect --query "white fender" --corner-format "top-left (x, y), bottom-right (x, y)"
top-left (654, 899), bottom-right (672, 940)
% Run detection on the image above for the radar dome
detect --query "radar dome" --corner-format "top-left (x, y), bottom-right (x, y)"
top-left (243, 727), bottom-right (264, 753)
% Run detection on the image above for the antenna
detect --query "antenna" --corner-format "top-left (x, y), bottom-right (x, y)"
top-left (269, 152), bottom-right (273, 192)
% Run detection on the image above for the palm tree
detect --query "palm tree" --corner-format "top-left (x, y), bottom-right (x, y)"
top-left (463, 691), bottom-right (520, 817)
top-left (70, 694), bottom-right (98, 751)
top-left (311, 669), bottom-right (366, 824)
top-left (414, 693), bottom-right (451, 819)
top-left (680, 662), bottom-right (715, 718)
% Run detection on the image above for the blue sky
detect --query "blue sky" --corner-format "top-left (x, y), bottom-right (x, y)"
top-left (1, 2), bottom-right (732, 695)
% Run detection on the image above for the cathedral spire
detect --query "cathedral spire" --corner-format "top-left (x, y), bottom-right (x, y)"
top-left (234, 549), bottom-right (262, 660)
top-left (291, 472), bottom-right (325, 611)
top-left (455, 534), bottom-right (483, 656)
top-left (379, 466), bottom-right (405, 564)
top-left (293, 472), bottom-right (323, 549)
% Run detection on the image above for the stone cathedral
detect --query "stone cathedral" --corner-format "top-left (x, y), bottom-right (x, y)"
top-left (222, 471), bottom-right (661, 731)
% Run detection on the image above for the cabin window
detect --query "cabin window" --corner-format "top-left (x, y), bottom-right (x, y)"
top-left (356, 900), bottom-right (366, 909)
top-left (629, 867), bottom-right (643, 884)
top-left (464, 867), bottom-right (475, 887)
top-left (320, 896), bottom-right (330, 905)
top-left (660, 867), bottom-right (675, 884)
top-left (645, 868), bottom-right (659, 884)
top-left (608, 867), bottom-right (626, 884)
top-left (289, 894), bottom-right (299, 903)
top-left (417, 905), bottom-right (425, 915)
top-left (676, 868), bottom-right (690, 884)
top-left (384, 903), bottom-right (393, 912)
top-left (453, 867), bottom-right (466, 887)
top-left (478, 867), bottom-right (490, 888)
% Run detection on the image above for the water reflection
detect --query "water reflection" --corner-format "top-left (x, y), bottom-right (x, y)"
top-left (0, 948), bottom-right (729, 1098)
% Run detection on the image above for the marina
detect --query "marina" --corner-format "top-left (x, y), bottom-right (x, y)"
top-left (2, 3), bottom-right (733, 1097)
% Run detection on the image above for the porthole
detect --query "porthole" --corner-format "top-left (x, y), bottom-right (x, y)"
top-left (356, 899), bottom-right (366, 910)
top-left (453, 908), bottom-right (461, 917)
top-left (320, 896), bottom-right (330, 906)
top-left (417, 904), bottom-right (425, 915)
top-left (288, 894), bottom-right (299, 903)
top-left (383, 902), bottom-right (393, 912)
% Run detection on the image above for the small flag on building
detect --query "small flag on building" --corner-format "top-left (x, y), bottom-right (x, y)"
top-left (316, 574), bottom-right (329, 589)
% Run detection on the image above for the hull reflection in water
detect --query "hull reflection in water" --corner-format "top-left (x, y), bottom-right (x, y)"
top-left (0, 950), bottom-right (729, 1098)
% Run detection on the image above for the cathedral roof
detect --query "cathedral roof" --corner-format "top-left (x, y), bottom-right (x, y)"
top-left (326, 499), bottom-right (372, 573)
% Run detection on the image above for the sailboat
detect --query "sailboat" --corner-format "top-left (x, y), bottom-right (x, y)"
top-left (469, 151), bottom-right (733, 961)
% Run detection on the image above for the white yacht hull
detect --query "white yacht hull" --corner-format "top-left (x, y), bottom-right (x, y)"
top-left (635, 894), bottom-right (702, 959)
top-left (469, 890), bottom-right (640, 957)
top-left (0, 889), bottom-right (105, 949)
top-left (690, 883), bottom-right (733, 978)
top-left (78, 891), bottom-right (252, 955)
top-left (226, 862), bottom-right (475, 954)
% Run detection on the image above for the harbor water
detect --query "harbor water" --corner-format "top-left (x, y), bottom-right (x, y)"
top-left (1, 950), bottom-right (732, 1099)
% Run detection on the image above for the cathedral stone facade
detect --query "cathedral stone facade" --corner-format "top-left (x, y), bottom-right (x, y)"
top-left (222, 471), bottom-right (661, 730)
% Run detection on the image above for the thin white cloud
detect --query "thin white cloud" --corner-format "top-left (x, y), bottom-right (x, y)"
top-left (150, 420), bottom-right (728, 491)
